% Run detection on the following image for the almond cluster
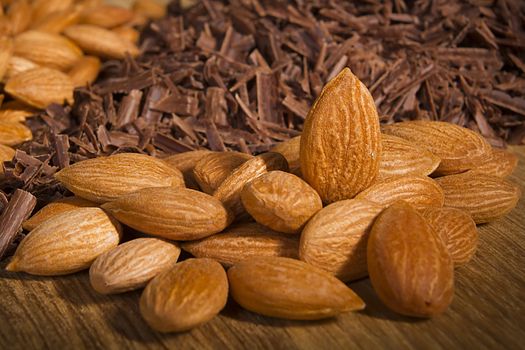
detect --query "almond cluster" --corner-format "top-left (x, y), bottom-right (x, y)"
top-left (0, 0), bottom-right (165, 162)
top-left (6, 68), bottom-right (521, 332)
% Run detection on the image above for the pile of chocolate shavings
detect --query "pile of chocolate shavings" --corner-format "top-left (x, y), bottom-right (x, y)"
top-left (1, 0), bottom-right (525, 210)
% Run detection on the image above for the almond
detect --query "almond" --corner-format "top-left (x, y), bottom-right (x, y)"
top-left (31, 8), bottom-right (81, 34)
top-left (270, 136), bottom-right (301, 175)
top-left (300, 68), bottom-right (381, 203)
top-left (382, 120), bottom-right (492, 176)
top-left (0, 144), bottom-right (15, 176)
top-left (193, 151), bottom-right (253, 194)
top-left (0, 121), bottom-right (32, 146)
top-left (367, 201), bottom-right (454, 317)
top-left (112, 25), bottom-right (140, 44)
top-left (13, 31), bottom-right (83, 71)
top-left (241, 171), bottom-right (322, 234)
top-left (80, 5), bottom-right (134, 28)
top-left (0, 100), bottom-right (37, 122)
top-left (68, 55), bottom-right (101, 87)
top-left (90, 238), bottom-right (181, 294)
top-left (6, 207), bottom-right (121, 276)
top-left (228, 256), bottom-right (365, 320)
top-left (5, 67), bottom-right (74, 109)
top-left (64, 24), bottom-right (139, 59)
top-left (181, 222), bottom-right (299, 266)
top-left (355, 176), bottom-right (444, 210)
top-left (31, 0), bottom-right (73, 23)
top-left (101, 187), bottom-right (230, 241)
top-left (213, 152), bottom-right (288, 218)
top-left (0, 36), bottom-right (13, 82)
top-left (55, 153), bottom-right (185, 203)
top-left (471, 148), bottom-right (518, 178)
top-left (379, 134), bottom-right (441, 180)
top-left (4, 56), bottom-right (40, 82)
top-left (299, 199), bottom-right (384, 282)
top-left (435, 172), bottom-right (521, 224)
top-left (133, 0), bottom-right (167, 20)
top-left (164, 150), bottom-right (214, 190)
top-left (23, 196), bottom-right (96, 231)
top-left (140, 258), bottom-right (228, 332)
top-left (6, 0), bottom-right (32, 34)
top-left (420, 208), bottom-right (478, 265)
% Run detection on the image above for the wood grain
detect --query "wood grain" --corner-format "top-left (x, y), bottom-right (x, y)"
top-left (1, 147), bottom-right (524, 350)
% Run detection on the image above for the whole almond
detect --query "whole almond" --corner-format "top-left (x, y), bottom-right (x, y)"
top-left (0, 37), bottom-right (13, 82)
top-left (133, 0), bottom-right (167, 19)
top-left (228, 256), bottom-right (365, 320)
top-left (68, 56), bottom-right (101, 87)
top-left (101, 187), bottom-right (229, 241)
top-left (270, 136), bottom-right (301, 175)
top-left (435, 172), bottom-right (521, 224)
top-left (241, 171), bottom-right (322, 234)
top-left (23, 196), bottom-right (96, 231)
top-left (55, 153), bottom-right (185, 203)
top-left (421, 208), bottom-right (478, 265)
top-left (112, 25), bottom-right (140, 44)
top-left (31, 0), bottom-right (73, 23)
top-left (0, 121), bottom-right (32, 146)
top-left (0, 144), bottom-right (15, 176)
top-left (164, 150), bottom-right (214, 190)
top-left (471, 148), bottom-right (518, 178)
top-left (90, 238), bottom-right (181, 294)
top-left (5, 67), bottom-right (74, 109)
top-left (14, 31), bottom-right (83, 72)
top-left (4, 56), bottom-right (40, 82)
top-left (181, 222), bottom-right (299, 266)
top-left (64, 24), bottom-right (139, 59)
top-left (140, 258), bottom-right (228, 332)
top-left (379, 134), bottom-right (441, 180)
top-left (214, 152), bottom-right (288, 218)
top-left (193, 151), bottom-right (253, 194)
top-left (6, 0), bottom-right (32, 34)
top-left (6, 207), bottom-right (121, 276)
top-left (355, 176), bottom-right (444, 210)
top-left (31, 8), bottom-right (81, 34)
top-left (80, 5), bottom-right (134, 28)
top-left (0, 100), bottom-right (37, 122)
top-left (299, 199), bottom-right (384, 282)
top-left (300, 68), bottom-right (381, 203)
top-left (382, 121), bottom-right (492, 176)
top-left (367, 201), bottom-right (454, 317)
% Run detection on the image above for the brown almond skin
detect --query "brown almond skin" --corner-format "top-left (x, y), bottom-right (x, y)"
top-left (382, 120), bottom-right (492, 176)
top-left (23, 196), bottom-right (96, 231)
top-left (68, 56), bottom-right (101, 87)
top-left (0, 144), bottom-right (15, 176)
top-left (164, 150), bottom-right (214, 189)
top-left (79, 5), bottom-right (134, 28)
top-left (31, 9), bottom-right (81, 34)
top-left (421, 208), bottom-right (478, 265)
top-left (55, 153), bottom-right (185, 203)
top-left (90, 238), bottom-right (181, 294)
top-left (300, 199), bottom-right (384, 281)
top-left (355, 176), bottom-right (444, 210)
top-left (470, 148), bottom-right (518, 178)
top-left (214, 152), bottom-right (289, 218)
top-left (102, 187), bottom-right (230, 241)
top-left (379, 134), bottom-right (441, 180)
top-left (181, 222), bottom-right (299, 266)
top-left (228, 256), bottom-right (365, 320)
top-left (300, 68), bottom-right (381, 203)
top-left (367, 202), bottom-right (454, 317)
top-left (140, 258), bottom-right (228, 333)
top-left (241, 171), bottom-right (322, 234)
top-left (435, 172), bottom-right (521, 224)
top-left (194, 151), bottom-right (253, 194)
top-left (6, 208), bottom-right (121, 276)
top-left (270, 136), bottom-right (301, 175)
top-left (0, 121), bottom-right (32, 146)
top-left (0, 37), bottom-right (13, 82)
top-left (6, 0), bottom-right (32, 35)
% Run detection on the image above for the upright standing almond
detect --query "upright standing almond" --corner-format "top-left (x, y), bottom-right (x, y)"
top-left (271, 136), bottom-right (301, 175)
top-left (140, 258), bottom-right (228, 332)
top-left (6, 208), bottom-right (121, 276)
top-left (382, 121), bottom-right (492, 176)
top-left (55, 153), bottom-right (185, 203)
top-left (367, 201), bottom-right (454, 317)
top-left (6, 0), bottom-right (32, 34)
top-left (300, 68), bottom-right (381, 203)
top-left (164, 150), bottom-right (214, 190)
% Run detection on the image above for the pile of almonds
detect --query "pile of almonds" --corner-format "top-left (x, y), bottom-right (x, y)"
top-left (5, 68), bottom-right (521, 332)
top-left (0, 0), bottom-right (165, 158)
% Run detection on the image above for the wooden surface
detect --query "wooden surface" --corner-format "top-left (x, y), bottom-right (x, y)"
top-left (1, 147), bottom-right (524, 350)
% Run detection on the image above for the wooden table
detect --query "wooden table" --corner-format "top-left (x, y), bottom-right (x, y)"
top-left (1, 147), bottom-right (524, 350)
